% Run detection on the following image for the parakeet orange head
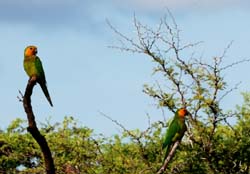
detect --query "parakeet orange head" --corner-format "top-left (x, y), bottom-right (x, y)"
top-left (24, 45), bottom-right (37, 56)
top-left (177, 108), bottom-right (188, 118)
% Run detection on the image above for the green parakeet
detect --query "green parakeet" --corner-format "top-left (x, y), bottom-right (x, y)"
top-left (23, 45), bottom-right (53, 107)
top-left (162, 108), bottom-right (188, 160)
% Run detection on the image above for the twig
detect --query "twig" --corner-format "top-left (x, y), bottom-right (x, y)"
top-left (220, 40), bottom-right (234, 60)
top-left (98, 111), bottom-right (153, 167)
top-left (221, 58), bottom-right (250, 71)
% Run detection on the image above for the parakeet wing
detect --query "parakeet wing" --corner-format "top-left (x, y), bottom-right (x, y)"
top-left (34, 56), bottom-right (46, 81)
top-left (162, 118), bottom-right (179, 149)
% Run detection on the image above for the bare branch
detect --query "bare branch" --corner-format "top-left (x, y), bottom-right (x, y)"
top-left (22, 79), bottom-right (55, 174)
top-left (107, 19), bottom-right (144, 52)
top-left (98, 111), bottom-right (129, 133)
top-left (220, 40), bottom-right (234, 59)
top-left (157, 141), bottom-right (180, 174)
top-left (221, 58), bottom-right (250, 71)
top-left (178, 41), bottom-right (204, 51)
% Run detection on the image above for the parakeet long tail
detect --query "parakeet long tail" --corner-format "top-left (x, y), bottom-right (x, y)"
top-left (39, 82), bottom-right (53, 107)
top-left (163, 145), bottom-right (170, 162)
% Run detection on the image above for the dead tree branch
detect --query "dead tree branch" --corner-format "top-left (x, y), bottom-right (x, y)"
top-left (22, 79), bottom-right (55, 174)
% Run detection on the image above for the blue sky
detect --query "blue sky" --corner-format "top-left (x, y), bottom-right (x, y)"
top-left (0, 1), bottom-right (250, 135)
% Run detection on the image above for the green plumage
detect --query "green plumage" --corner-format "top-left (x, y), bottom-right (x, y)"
top-left (162, 108), bottom-right (187, 160)
top-left (23, 46), bottom-right (53, 107)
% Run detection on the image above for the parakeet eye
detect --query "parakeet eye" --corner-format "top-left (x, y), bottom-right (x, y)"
top-left (30, 47), bottom-right (33, 50)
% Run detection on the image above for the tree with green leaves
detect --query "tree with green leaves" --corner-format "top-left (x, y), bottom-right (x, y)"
top-left (108, 12), bottom-right (250, 173)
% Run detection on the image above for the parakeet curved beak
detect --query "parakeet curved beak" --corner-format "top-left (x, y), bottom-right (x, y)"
top-left (185, 110), bottom-right (191, 120)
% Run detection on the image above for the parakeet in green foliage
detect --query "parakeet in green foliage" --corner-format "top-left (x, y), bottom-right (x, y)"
top-left (23, 45), bottom-right (53, 107)
top-left (162, 108), bottom-right (188, 160)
